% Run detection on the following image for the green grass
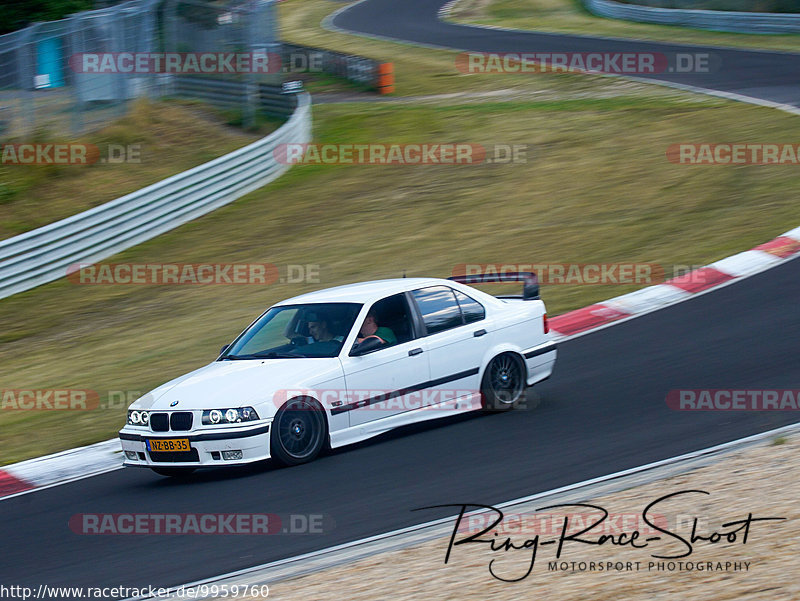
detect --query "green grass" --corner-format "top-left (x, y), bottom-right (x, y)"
top-left (448, 0), bottom-right (800, 52)
top-left (1, 0), bottom-right (799, 464)
top-left (0, 100), bottom-right (275, 240)
top-left (277, 0), bottom-right (714, 97)
top-left (3, 97), bottom-right (800, 464)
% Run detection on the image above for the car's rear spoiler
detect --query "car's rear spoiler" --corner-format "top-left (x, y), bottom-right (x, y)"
top-left (448, 271), bottom-right (540, 300)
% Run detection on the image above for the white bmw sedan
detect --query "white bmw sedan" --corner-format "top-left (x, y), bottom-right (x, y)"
top-left (119, 275), bottom-right (556, 476)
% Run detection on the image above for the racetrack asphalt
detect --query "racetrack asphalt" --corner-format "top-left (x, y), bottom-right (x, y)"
top-left (2, 2), bottom-right (799, 596)
top-left (333, 0), bottom-right (800, 108)
top-left (2, 256), bottom-right (798, 596)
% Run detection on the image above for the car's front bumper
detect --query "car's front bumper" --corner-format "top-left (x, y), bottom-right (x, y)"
top-left (119, 421), bottom-right (271, 468)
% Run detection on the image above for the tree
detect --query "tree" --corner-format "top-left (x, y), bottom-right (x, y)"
top-left (0, 0), bottom-right (95, 35)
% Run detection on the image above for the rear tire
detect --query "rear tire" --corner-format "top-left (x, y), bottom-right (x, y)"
top-left (151, 467), bottom-right (196, 478)
top-left (481, 353), bottom-right (526, 412)
top-left (271, 397), bottom-right (327, 466)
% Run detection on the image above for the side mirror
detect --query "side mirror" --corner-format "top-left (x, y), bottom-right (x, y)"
top-left (350, 337), bottom-right (383, 356)
top-left (220, 344), bottom-right (230, 356)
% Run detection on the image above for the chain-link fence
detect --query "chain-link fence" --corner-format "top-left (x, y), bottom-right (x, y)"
top-left (0, 0), bottom-right (287, 139)
top-left (0, 0), bottom-right (160, 138)
top-left (162, 0), bottom-right (286, 122)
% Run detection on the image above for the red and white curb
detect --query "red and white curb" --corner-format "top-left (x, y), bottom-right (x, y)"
top-left (549, 226), bottom-right (800, 338)
top-left (0, 439), bottom-right (122, 499)
top-left (1, 226), bottom-right (799, 501)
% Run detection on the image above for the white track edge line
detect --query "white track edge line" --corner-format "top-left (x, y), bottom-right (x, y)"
top-left (2, 0), bottom-right (799, 499)
top-left (438, 0), bottom-right (800, 58)
top-left (119, 10), bottom-right (800, 590)
top-left (0, 464), bottom-right (123, 502)
top-left (125, 420), bottom-right (800, 599)
top-left (323, 0), bottom-right (800, 118)
top-left (2, 245), bottom-right (799, 501)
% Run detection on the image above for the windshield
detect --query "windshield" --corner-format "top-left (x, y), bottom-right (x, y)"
top-left (221, 303), bottom-right (362, 359)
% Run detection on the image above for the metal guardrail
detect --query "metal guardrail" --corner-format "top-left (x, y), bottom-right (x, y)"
top-left (584, 0), bottom-right (800, 33)
top-left (0, 92), bottom-right (311, 301)
top-left (281, 43), bottom-right (382, 88)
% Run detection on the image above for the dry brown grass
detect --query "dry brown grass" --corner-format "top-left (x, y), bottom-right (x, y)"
top-left (0, 100), bottom-right (266, 239)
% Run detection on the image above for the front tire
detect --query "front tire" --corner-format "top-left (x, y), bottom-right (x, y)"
top-left (481, 353), bottom-right (526, 412)
top-left (271, 397), bottom-right (327, 466)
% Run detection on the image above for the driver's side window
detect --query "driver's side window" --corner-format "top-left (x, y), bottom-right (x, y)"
top-left (352, 293), bottom-right (414, 354)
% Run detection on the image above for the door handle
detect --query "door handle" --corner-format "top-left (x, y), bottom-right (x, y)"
top-left (408, 348), bottom-right (423, 356)
top-left (473, 329), bottom-right (487, 337)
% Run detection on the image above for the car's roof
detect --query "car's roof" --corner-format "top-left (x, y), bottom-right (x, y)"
top-left (277, 278), bottom-right (460, 306)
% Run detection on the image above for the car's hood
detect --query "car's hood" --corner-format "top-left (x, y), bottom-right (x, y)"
top-left (130, 358), bottom-right (343, 416)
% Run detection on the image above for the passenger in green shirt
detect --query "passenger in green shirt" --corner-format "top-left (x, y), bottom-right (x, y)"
top-left (357, 311), bottom-right (397, 347)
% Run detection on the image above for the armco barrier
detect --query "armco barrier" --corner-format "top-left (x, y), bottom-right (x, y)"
top-left (0, 93), bottom-right (311, 301)
top-left (584, 0), bottom-right (800, 33)
top-left (281, 43), bottom-right (389, 91)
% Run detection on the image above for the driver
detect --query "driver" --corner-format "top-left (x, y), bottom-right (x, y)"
top-left (356, 310), bottom-right (397, 346)
top-left (307, 312), bottom-right (343, 343)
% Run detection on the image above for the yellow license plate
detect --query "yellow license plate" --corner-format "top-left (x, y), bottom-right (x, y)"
top-left (147, 438), bottom-right (190, 452)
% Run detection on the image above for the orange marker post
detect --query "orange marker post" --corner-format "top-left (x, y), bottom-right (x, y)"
top-left (377, 62), bottom-right (394, 94)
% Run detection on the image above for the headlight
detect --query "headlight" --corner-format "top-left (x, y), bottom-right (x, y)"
top-left (202, 407), bottom-right (259, 425)
top-left (127, 410), bottom-right (149, 426)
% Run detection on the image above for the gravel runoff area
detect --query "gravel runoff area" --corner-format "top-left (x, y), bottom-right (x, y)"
top-left (233, 428), bottom-right (800, 601)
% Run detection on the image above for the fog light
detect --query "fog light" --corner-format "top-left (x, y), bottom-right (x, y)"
top-left (221, 450), bottom-right (243, 461)
top-left (125, 451), bottom-right (138, 460)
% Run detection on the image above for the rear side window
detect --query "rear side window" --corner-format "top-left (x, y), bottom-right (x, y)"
top-left (454, 290), bottom-right (485, 324)
top-left (412, 286), bottom-right (463, 335)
